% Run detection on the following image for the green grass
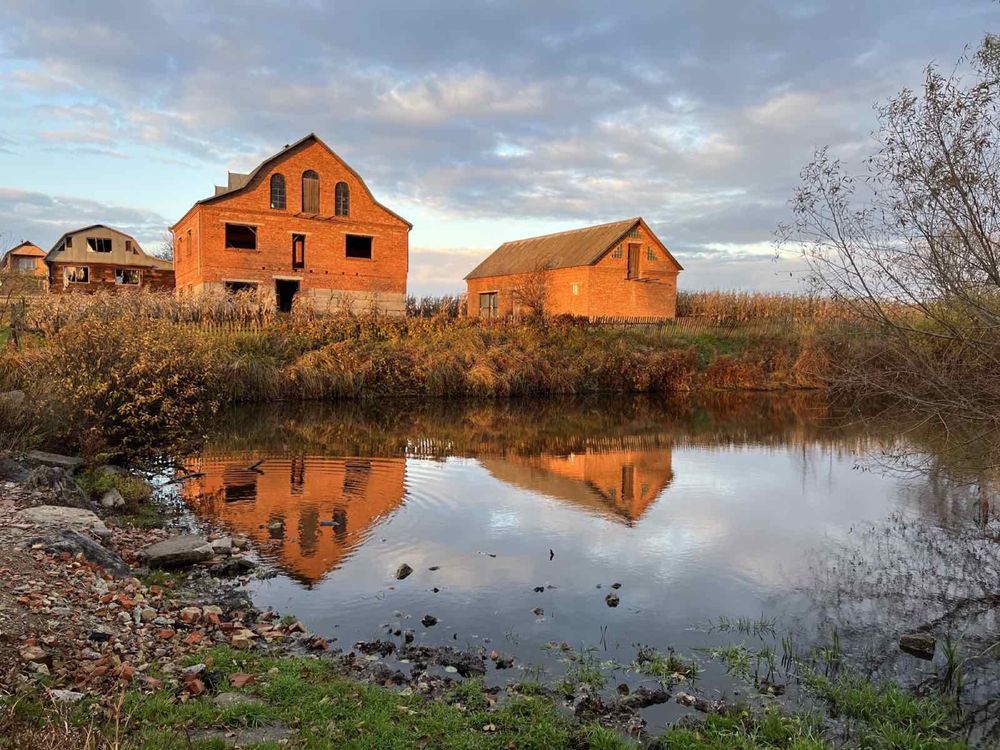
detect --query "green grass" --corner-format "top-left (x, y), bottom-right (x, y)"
top-left (633, 646), bottom-right (699, 681)
top-left (0, 646), bottom-right (970, 750)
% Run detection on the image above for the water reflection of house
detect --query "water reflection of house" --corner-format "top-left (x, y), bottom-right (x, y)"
top-left (182, 454), bottom-right (406, 586)
top-left (479, 436), bottom-right (673, 524)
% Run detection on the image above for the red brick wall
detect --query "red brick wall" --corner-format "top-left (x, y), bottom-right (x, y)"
top-left (172, 139), bottom-right (409, 311)
top-left (467, 223), bottom-right (680, 319)
top-left (48, 262), bottom-right (175, 294)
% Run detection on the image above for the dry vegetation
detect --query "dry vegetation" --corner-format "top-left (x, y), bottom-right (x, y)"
top-left (0, 289), bottom-right (831, 463)
top-left (676, 290), bottom-right (855, 325)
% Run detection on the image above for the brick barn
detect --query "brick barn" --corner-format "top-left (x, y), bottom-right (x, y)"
top-left (465, 218), bottom-right (682, 319)
top-left (45, 225), bottom-right (175, 293)
top-left (171, 133), bottom-right (411, 314)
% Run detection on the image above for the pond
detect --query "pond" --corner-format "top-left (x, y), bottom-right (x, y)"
top-left (175, 393), bottom-right (1000, 735)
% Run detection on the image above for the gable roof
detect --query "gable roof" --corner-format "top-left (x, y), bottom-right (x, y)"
top-left (45, 224), bottom-right (173, 269)
top-left (178, 133), bottom-right (412, 229)
top-left (5, 241), bottom-right (46, 257)
top-left (464, 217), bottom-right (681, 280)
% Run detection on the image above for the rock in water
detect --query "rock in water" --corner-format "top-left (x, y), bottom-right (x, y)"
top-left (395, 563), bottom-right (414, 580)
top-left (27, 529), bottom-right (130, 577)
top-left (899, 632), bottom-right (936, 660)
top-left (139, 535), bottom-right (215, 569)
top-left (421, 614), bottom-right (438, 627)
top-left (605, 592), bottom-right (620, 608)
top-left (16, 505), bottom-right (111, 541)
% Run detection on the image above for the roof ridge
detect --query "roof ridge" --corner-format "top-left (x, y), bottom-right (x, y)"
top-left (500, 217), bottom-right (640, 247)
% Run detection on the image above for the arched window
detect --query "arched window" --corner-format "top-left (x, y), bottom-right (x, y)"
top-left (269, 174), bottom-right (286, 210)
top-left (301, 170), bottom-right (320, 213)
top-left (335, 181), bottom-right (350, 217)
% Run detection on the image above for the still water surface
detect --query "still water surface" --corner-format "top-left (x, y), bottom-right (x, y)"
top-left (176, 394), bottom-right (990, 726)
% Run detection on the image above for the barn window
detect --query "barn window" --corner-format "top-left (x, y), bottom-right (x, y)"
top-left (86, 237), bottom-right (112, 253)
top-left (301, 170), bottom-right (320, 213)
top-left (479, 292), bottom-right (498, 318)
top-left (646, 246), bottom-right (656, 261)
top-left (612, 245), bottom-right (623, 259)
top-left (224, 281), bottom-right (259, 294)
top-left (335, 181), bottom-right (350, 216)
top-left (627, 228), bottom-right (640, 239)
top-left (65, 266), bottom-right (89, 283)
top-left (125, 240), bottom-right (133, 253)
top-left (116, 268), bottom-right (140, 285)
top-left (571, 283), bottom-right (579, 295)
top-left (186, 229), bottom-right (192, 257)
top-left (225, 223), bottom-right (257, 250)
top-left (65, 236), bottom-right (73, 248)
top-left (345, 234), bottom-right (372, 259)
top-left (270, 174), bottom-right (287, 209)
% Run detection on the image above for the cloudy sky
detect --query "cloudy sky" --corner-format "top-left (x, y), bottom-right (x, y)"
top-left (0, 1), bottom-right (992, 295)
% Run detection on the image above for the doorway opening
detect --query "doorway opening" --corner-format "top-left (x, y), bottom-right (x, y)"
top-left (275, 279), bottom-right (300, 313)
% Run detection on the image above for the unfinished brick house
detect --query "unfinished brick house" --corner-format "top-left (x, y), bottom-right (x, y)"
top-left (45, 225), bottom-right (175, 293)
top-left (465, 218), bottom-right (682, 320)
top-left (171, 133), bottom-right (411, 314)
top-left (0, 241), bottom-right (49, 293)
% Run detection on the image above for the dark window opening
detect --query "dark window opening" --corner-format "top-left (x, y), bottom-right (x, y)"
top-left (345, 234), bottom-right (372, 259)
top-left (65, 266), bottom-right (89, 284)
top-left (479, 292), bottom-right (498, 319)
top-left (225, 223), bottom-right (257, 250)
top-left (301, 170), bottom-right (320, 213)
top-left (115, 268), bottom-right (140, 285)
top-left (270, 173), bottom-right (286, 209)
top-left (275, 279), bottom-right (300, 313)
top-left (65, 236), bottom-right (73, 248)
top-left (292, 234), bottom-right (305, 269)
top-left (186, 229), bottom-right (192, 257)
top-left (224, 281), bottom-right (258, 294)
top-left (335, 181), bottom-right (350, 216)
top-left (124, 240), bottom-right (133, 253)
top-left (87, 237), bottom-right (112, 253)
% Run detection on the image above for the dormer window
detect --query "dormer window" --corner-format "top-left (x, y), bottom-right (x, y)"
top-left (87, 237), bottom-right (112, 253)
top-left (270, 174), bottom-right (286, 210)
top-left (335, 182), bottom-right (350, 217)
top-left (301, 170), bottom-right (320, 213)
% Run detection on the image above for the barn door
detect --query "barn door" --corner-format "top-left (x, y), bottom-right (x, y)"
top-left (627, 243), bottom-right (640, 279)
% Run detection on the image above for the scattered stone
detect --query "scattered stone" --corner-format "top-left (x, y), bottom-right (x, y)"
top-left (49, 689), bottom-right (85, 703)
top-left (533, 586), bottom-right (545, 593)
top-left (611, 582), bottom-right (622, 590)
top-left (421, 615), bottom-right (438, 628)
top-left (26, 450), bottom-right (84, 472)
top-left (99, 489), bottom-right (125, 509)
top-left (189, 726), bottom-right (296, 748)
top-left (403, 645), bottom-right (486, 677)
top-left (899, 632), bottom-right (936, 660)
top-left (621, 686), bottom-right (670, 709)
top-left (605, 592), bottom-right (620, 608)
top-left (675, 692), bottom-right (724, 713)
top-left (88, 631), bottom-right (112, 643)
top-left (210, 537), bottom-right (233, 555)
top-left (19, 645), bottom-right (47, 663)
top-left (139, 535), bottom-right (215, 569)
top-left (27, 529), bottom-right (130, 577)
top-left (24, 467), bottom-right (91, 508)
top-left (532, 607), bottom-right (544, 617)
top-left (758, 680), bottom-right (785, 696)
top-left (214, 556), bottom-right (256, 576)
top-left (16, 506), bottom-right (110, 542)
top-left (213, 692), bottom-right (263, 708)
top-left (395, 563), bottom-right (414, 580)
top-left (355, 640), bottom-right (396, 657)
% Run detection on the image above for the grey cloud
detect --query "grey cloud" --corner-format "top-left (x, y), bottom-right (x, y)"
top-left (0, 188), bottom-right (170, 252)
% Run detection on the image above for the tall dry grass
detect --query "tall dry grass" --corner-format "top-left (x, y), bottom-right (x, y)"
top-left (676, 290), bottom-right (855, 325)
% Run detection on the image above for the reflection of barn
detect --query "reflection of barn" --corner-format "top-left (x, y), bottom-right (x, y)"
top-left (182, 454), bottom-right (406, 586)
top-left (478, 434), bottom-right (674, 524)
